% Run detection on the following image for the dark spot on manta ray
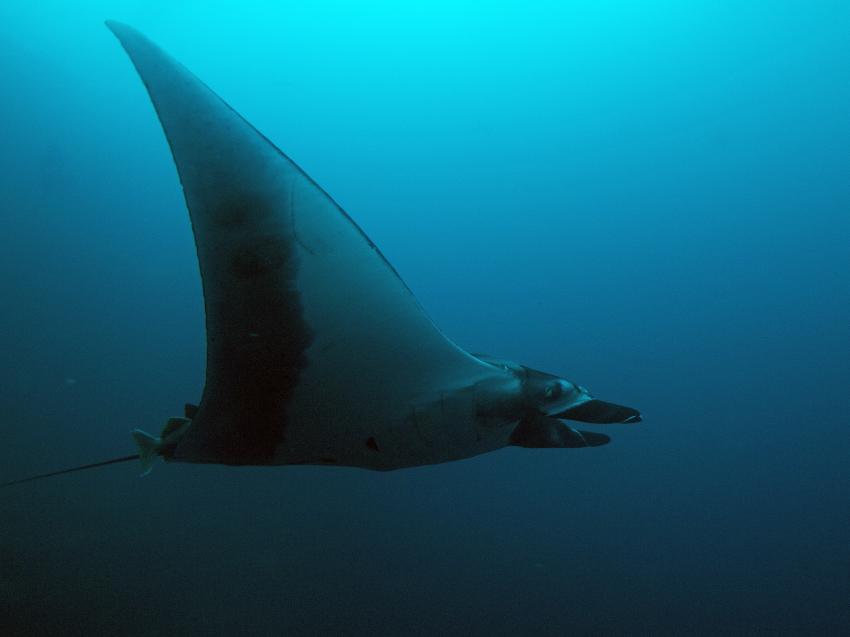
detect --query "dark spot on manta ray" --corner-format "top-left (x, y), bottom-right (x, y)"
top-left (366, 437), bottom-right (380, 452)
top-left (214, 193), bottom-right (271, 228)
top-left (230, 237), bottom-right (288, 279)
top-left (179, 191), bottom-right (314, 464)
top-left (319, 457), bottom-right (337, 463)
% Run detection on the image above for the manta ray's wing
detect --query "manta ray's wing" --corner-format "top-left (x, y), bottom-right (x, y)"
top-left (106, 22), bottom-right (489, 465)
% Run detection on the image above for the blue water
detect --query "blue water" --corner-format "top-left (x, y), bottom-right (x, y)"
top-left (2, 2), bottom-right (848, 635)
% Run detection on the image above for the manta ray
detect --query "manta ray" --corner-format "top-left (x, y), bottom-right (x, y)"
top-left (2, 22), bottom-right (640, 487)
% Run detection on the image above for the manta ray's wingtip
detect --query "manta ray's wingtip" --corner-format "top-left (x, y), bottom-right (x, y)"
top-left (104, 19), bottom-right (127, 32)
top-left (104, 20), bottom-right (142, 44)
top-left (104, 19), bottom-right (122, 34)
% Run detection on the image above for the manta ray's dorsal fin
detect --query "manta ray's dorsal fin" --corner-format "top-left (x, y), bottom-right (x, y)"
top-left (106, 22), bottom-right (488, 465)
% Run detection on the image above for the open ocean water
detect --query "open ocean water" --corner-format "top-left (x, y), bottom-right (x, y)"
top-left (1, 2), bottom-right (848, 636)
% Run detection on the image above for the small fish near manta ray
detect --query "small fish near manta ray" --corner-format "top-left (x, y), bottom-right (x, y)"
top-left (1, 22), bottom-right (640, 488)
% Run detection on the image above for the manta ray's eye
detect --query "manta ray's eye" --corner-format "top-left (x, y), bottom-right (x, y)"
top-left (545, 383), bottom-right (563, 400)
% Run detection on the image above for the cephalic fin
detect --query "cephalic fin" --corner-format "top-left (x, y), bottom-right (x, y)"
top-left (555, 399), bottom-right (641, 424)
top-left (510, 412), bottom-right (610, 448)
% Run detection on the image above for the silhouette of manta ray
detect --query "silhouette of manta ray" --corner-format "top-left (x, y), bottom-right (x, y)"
top-left (1, 22), bottom-right (639, 487)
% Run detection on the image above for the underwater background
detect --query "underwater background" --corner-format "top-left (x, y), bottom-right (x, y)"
top-left (1, 1), bottom-right (848, 635)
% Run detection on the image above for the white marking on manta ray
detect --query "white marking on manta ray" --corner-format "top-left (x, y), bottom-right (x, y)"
top-left (0, 22), bottom-right (641, 488)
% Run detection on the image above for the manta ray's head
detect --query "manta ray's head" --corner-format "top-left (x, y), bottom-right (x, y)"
top-left (521, 364), bottom-right (642, 424)
top-left (474, 353), bottom-right (641, 425)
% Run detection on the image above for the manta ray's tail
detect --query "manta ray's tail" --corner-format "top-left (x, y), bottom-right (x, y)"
top-left (0, 454), bottom-right (140, 488)
top-left (1, 415), bottom-right (193, 488)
